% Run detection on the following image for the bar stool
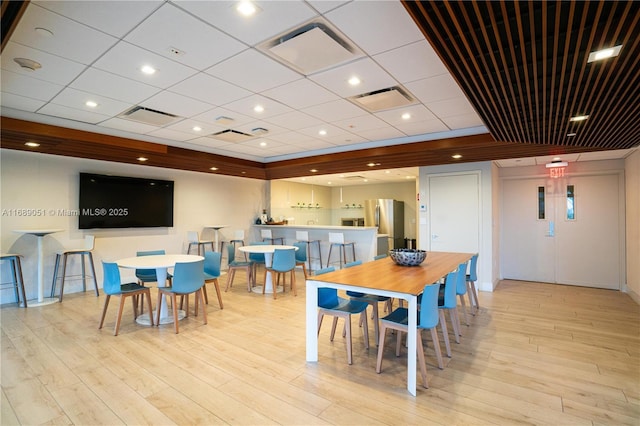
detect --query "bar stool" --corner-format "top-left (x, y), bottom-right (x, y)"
top-left (326, 232), bottom-right (356, 269)
top-left (295, 230), bottom-right (322, 272)
top-left (186, 231), bottom-right (214, 256)
top-left (51, 235), bottom-right (99, 302)
top-left (0, 254), bottom-right (27, 307)
top-left (261, 229), bottom-right (284, 245)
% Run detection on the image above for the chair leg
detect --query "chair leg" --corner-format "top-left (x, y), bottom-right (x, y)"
top-left (376, 324), bottom-right (387, 373)
top-left (202, 284), bottom-right (209, 304)
top-left (211, 278), bottom-right (223, 309)
top-left (156, 291), bottom-right (164, 326)
top-left (439, 310), bottom-right (452, 357)
top-left (171, 294), bottom-right (179, 333)
top-left (87, 252), bottom-right (99, 296)
top-left (326, 244), bottom-right (334, 268)
top-left (330, 316), bottom-right (339, 341)
top-left (58, 254), bottom-right (69, 302)
top-left (317, 312), bottom-right (325, 335)
top-left (416, 330), bottom-right (429, 388)
top-left (145, 290), bottom-right (154, 326)
top-left (226, 269), bottom-right (234, 291)
top-left (345, 316), bottom-right (353, 365)
top-left (430, 327), bottom-right (444, 369)
top-left (449, 308), bottom-right (461, 343)
top-left (459, 294), bottom-right (470, 326)
top-left (99, 295), bottom-right (111, 330)
top-left (114, 295), bottom-right (126, 336)
top-left (198, 289), bottom-right (207, 325)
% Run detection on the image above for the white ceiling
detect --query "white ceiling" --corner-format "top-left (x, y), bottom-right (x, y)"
top-left (1, 0), bottom-right (634, 184)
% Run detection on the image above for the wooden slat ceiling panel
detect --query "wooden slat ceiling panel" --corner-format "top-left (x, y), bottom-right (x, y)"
top-left (402, 0), bottom-right (640, 150)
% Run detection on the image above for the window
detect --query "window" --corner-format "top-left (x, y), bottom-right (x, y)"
top-left (567, 185), bottom-right (575, 220)
top-left (538, 186), bottom-right (545, 219)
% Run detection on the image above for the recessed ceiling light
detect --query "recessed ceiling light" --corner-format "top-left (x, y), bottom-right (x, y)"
top-left (452, 154), bottom-right (462, 159)
top-left (385, 170), bottom-right (391, 174)
top-left (587, 45), bottom-right (622, 63)
top-left (401, 113), bottom-right (411, 120)
top-left (192, 126), bottom-right (202, 132)
top-left (13, 57), bottom-right (41, 71)
top-left (34, 27), bottom-right (53, 38)
top-left (137, 157), bottom-right (148, 162)
top-left (318, 129), bottom-right (327, 136)
top-left (310, 169), bottom-right (318, 173)
top-left (141, 65), bottom-right (156, 75)
top-left (259, 141), bottom-right (267, 147)
top-left (569, 114), bottom-right (589, 122)
top-left (85, 101), bottom-right (98, 108)
top-left (25, 142), bottom-right (40, 147)
top-left (367, 162), bottom-right (381, 167)
top-left (236, 1), bottom-right (258, 16)
top-left (210, 167), bottom-right (218, 171)
top-left (253, 105), bottom-right (264, 113)
top-left (566, 133), bottom-right (577, 137)
top-left (327, 181), bottom-right (332, 185)
top-left (348, 76), bottom-right (361, 86)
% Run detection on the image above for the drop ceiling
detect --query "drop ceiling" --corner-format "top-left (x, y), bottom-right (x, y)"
top-left (1, 1), bottom-right (638, 182)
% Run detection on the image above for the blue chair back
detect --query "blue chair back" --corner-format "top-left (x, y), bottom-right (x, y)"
top-left (227, 244), bottom-right (238, 264)
top-left (440, 270), bottom-right (458, 309)
top-left (249, 241), bottom-right (268, 264)
top-left (344, 260), bottom-right (362, 268)
top-left (102, 261), bottom-right (123, 295)
top-left (204, 251), bottom-right (221, 278)
top-left (374, 254), bottom-right (388, 260)
top-left (315, 266), bottom-right (339, 308)
top-left (171, 260), bottom-right (205, 294)
top-left (456, 261), bottom-right (468, 295)
top-left (293, 241), bottom-right (307, 262)
top-left (135, 250), bottom-right (165, 280)
top-left (271, 248), bottom-right (296, 272)
top-left (419, 283), bottom-right (441, 329)
top-left (468, 253), bottom-right (479, 281)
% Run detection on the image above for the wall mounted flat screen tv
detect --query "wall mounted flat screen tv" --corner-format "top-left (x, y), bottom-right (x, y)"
top-left (79, 173), bottom-right (174, 229)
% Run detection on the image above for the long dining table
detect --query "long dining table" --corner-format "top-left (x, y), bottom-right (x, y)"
top-left (305, 251), bottom-right (474, 396)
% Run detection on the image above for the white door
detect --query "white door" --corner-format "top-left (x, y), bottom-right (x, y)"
top-left (502, 173), bottom-right (622, 289)
top-left (428, 172), bottom-right (480, 254)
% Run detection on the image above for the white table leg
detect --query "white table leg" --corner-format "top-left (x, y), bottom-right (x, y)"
top-left (27, 235), bottom-right (59, 307)
top-left (306, 280), bottom-right (319, 362)
top-left (407, 295), bottom-right (418, 396)
top-left (251, 252), bottom-right (282, 294)
top-left (213, 229), bottom-right (220, 252)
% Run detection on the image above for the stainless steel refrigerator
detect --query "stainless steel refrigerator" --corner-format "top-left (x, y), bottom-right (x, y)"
top-left (364, 199), bottom-right (404, 250)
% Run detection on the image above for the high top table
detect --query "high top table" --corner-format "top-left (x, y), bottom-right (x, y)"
top-left (238, 245), bottom-right (298, 294)
top-left (204, 225), bottom-right (227, 252)
top-left (306, 251), bottom-right (474, 396)
top-left (12, 228), bottom-right (64, 306)
top-left (116, 254), bottom-right (203, 325)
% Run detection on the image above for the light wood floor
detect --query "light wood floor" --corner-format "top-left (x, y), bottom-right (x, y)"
top-left (1, 269), bottom-right (639, 425)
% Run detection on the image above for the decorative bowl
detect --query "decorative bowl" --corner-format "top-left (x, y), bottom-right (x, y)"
top-left (389, 248), bottom-right (427, 266)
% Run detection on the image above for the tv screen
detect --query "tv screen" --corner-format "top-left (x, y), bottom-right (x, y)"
top-left (79, 173), bottom-right (174, 229)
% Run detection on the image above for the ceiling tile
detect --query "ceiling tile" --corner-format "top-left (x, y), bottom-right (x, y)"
top-left (302, 99), bottom-right (367, 122)
top-left (307, 1), bottom-right (350, 15)
top-left (2, 42), bottom-right (87, 86)
top-left (332, 114), bottom-right (389, 134)
top-left (0, 92), bottom-right (47, 112)
top-left (355, 126), bottom-right (406, 141)
top-left (374, 41), bottom-right (448, 84)
top-left (405, 74), bottom-right (467, 105)
top-left (1, 70), bottom-right (63, 101)
top-left (124, 3), bottom-right (247, 70)
top-left (222, 94), bottom-right (292, 120)
top-left (175, 0), bottom-right (317, 46)
top-left (98, 117), bottom-right (159, 134)
top-left (264, 110), bottom-right (324, 131)
top-left (147, 127), bottom-right (198, 141)
top-left (426, 97), bottom-right (477, 118)
top-left (206, 49), bottom-right (302, 93)
top-left (48, 88), bottom-right (131, 116)
top-left (375, 104), bottom-right (437, 126)
top-left (70, 68), bottom-right (160, 105)
top-left (325, 1), bottom-right (423, 55)
top-left (38, 103), bottom-right (111, 124)
top-left (261, 79), bottom-right (339, 109)
top-left (393, 119), bottom-right (449, 135)
top-left (309, 57), bottom-right (397, 97)
top-left (441, 113), bottom-right (485, 130)
top-left (141, 91), bottom-right (214, 118)
top-left (168, 72), bottom-right (252, 106)
top-left (11, 4), bottom-right (118, 65)
top-left (34, 0), bottom-right (164, 38)
top-left (164, 119), bottom-right (227, 136)
top-left (192, 107), bottom-right (255, 128)
top-left (92, 41), bottom-right (198, 89)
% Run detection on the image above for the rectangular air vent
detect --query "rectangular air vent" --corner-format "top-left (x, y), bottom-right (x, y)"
top-left (119, 106), bottom-right (181, 126)
top-left (209, 129), bottom-right (254, 143)
top-left (260, 19), bottom-right (362, 75)
top-left (350, 86), bottom-right (415, 112)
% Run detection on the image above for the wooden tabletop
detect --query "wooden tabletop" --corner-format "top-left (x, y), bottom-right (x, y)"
top-left (311, 251), bottom-right (474, 295)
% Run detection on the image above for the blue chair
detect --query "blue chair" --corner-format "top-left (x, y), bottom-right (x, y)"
top-left (264, 248), bottom-right (296, 299)
top-left (135, 249), bottom-right (172, 285)
top-left (466, 254), bottom-right (480, 314)
top-left (376, 282), bottom-right (444, 388)
top-left (374, 253), bottom-right (388, 260)
top-left (293, 241), bottom-right (308, 279)
top-left (99, 261), bottom-right (153, 336)
top-left (316, 266), bottom-right (370, 365)
top-left (248, 241), bottom-right (268, 287)
top-left (226, 244), bottom-right (253, 292)
top-left (438, 267), bottom-right (464, 357)
top-left (156, 260), bottom-right (207, 334)
top-left (344, 260), bottom-right (392, 344)
top-left (456, 260), bottom-right (471, 326)
top-left (203, 251), bottom-right (223, 309)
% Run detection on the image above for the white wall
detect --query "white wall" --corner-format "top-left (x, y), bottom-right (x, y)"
top-left (0, 149), bottom-right (266, 303)
top-left (625, 150), bottom-right (640, 302)
top-left (418, 161), bottom-right (496, 292)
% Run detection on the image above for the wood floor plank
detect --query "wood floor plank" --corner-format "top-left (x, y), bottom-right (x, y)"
top-left (1, 273), bottom-right (638, 425)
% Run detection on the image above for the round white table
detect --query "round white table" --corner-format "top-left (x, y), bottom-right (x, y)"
top-left (204, 225), bottom-right (227, 252)
top-left (238, 245), bottom-right (297, 294)
top-left (116, 254), bottom-right (203, 325)
top-left (13, 228), bottom-right (64, 306)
